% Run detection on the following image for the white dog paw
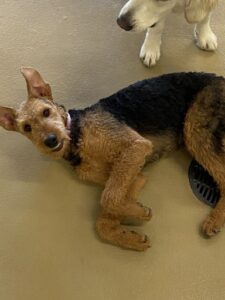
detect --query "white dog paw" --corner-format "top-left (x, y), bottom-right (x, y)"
top-left (194, 29), bottom-right (218, 51)
top-left (140, 43), bottom-right (161, 67)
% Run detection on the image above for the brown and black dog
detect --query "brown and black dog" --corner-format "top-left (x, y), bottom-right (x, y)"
top-left (0, 68), bottom-right (225, 251)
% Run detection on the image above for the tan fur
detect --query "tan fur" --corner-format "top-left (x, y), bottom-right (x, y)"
top-left (185, 0), bottom-right (218, 23)
top-left (0, 68), bottom-right (70, 159)
top-left (16, 99), bottom-right (70, 158)
top-left (0, 70), bottom-right (155, 251)
top-left (76, 110), bottom-right (153, 250)
top-left (1, 68), bottom-right (225, 251)
top-left (184, 81), bottom-right (225, 236)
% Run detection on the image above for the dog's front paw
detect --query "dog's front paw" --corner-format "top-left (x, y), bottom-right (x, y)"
top-left (121, 203), bottom-right (152, 226)
top-left (121, 230), bottom-right (151, 251)
top-left (140, 42), bottom-right (161, 67)
top-left (136, 202), bottom-right (152, 221)
top-left (202, 213), bottom-right (225, 237)
top-left (194, 28), bottom-right (218, 51)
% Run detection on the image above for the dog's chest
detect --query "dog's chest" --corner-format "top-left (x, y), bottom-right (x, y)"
top-left (72, 125), bottom-right (119, 182)
top-left (74, 149), bottom-right (112, 183)
top-left (172, 0), bottom-right (185, 13)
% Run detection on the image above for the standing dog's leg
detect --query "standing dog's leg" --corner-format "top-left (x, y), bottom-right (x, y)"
top-left (194, 13), bottom-right (217, 51)
top-left (140, 18), bottom-right (165, 67)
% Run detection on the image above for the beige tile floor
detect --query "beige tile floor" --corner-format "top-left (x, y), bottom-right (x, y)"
top-left (0, 1), bottom-right (225, 299)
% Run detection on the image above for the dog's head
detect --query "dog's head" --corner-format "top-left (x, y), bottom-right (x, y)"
top-left (117, 0), bottom-right (176, 32)
top-left (0, 68), bottom-right (70, 159)
top-left (117, 0), bottom-right (218, 32)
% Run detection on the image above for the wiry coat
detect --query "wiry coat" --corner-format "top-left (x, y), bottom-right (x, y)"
top-left (1, 69), bottom-right (225, 251)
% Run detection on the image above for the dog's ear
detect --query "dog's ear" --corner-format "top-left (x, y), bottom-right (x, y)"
top-left (185, 0), bottom-right (218, 23)
top-left (21, 67), bottom-right (53, 101)
top-left (0, 106), bottom-right (17, 131)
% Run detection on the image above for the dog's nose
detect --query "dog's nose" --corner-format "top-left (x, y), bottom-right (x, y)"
top-left (117, 14), bottom-right (133, 31)
top-left (44, 133), bottom-right (58, 148)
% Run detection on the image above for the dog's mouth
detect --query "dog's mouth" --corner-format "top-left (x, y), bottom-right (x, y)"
top-left (52, 140), bottom-right (64, 152)
top-left (131, 21), bottom-right (158, 33)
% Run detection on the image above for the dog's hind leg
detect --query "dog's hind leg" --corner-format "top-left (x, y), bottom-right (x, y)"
top-left (185, 147), bottom-right (225, 237)
top-left (189, 154), bottom-right (225, 236)
top-left (194, 12), bottom-right (217, 51)
top-left (201, 165), bottom-right (225, 237)
top-left (184, 84), bottom-right (225, 237)
top-left (140, 18), bottom-right (165, 67)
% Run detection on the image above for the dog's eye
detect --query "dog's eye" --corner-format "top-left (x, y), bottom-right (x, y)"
top-left (24, 124), bottom-right (32, 132)
top-left (43, 108), bottom-right (50, 117)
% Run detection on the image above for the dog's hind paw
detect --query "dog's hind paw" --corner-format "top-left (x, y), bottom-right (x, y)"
top-left (201, 213), bottom-right (225, 237)
top-left (140, 43), bottom-right (161, 67)
top-left (194, 28), bottom-right (218, 51)
top-left (122, 204), bottom-right (152, 225)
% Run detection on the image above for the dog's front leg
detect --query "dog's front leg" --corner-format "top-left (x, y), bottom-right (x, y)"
top-left (96, 209), bottom-right (150, 251)
top-left (101, 138), bottom-right (152, 217)
top-left (140, 18), bottom-right (165, 67)
top-left (79, 160), bottom-right (151, 221)
top-left (110, 172), bottom-right (153, 226)
top-left (78, 161), bottom-right (108, 186)
top-left (194, 12), bottom-right (217, 51)
top-left (96, 139), bottom-right (152, 251)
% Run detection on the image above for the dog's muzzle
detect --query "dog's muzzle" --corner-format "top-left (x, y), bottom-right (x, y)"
top-left (44, 133), bottom-right (59, 148)
top-left (117, 14), bottom-right (133, 31)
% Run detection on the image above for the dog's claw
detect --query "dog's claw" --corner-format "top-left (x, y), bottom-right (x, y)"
top-left (194, 28), bottom-right (217, 51)
top-left (121, 230), bottom-right (151, 251)
top-left (140, 43), bottom-right (161, 67)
